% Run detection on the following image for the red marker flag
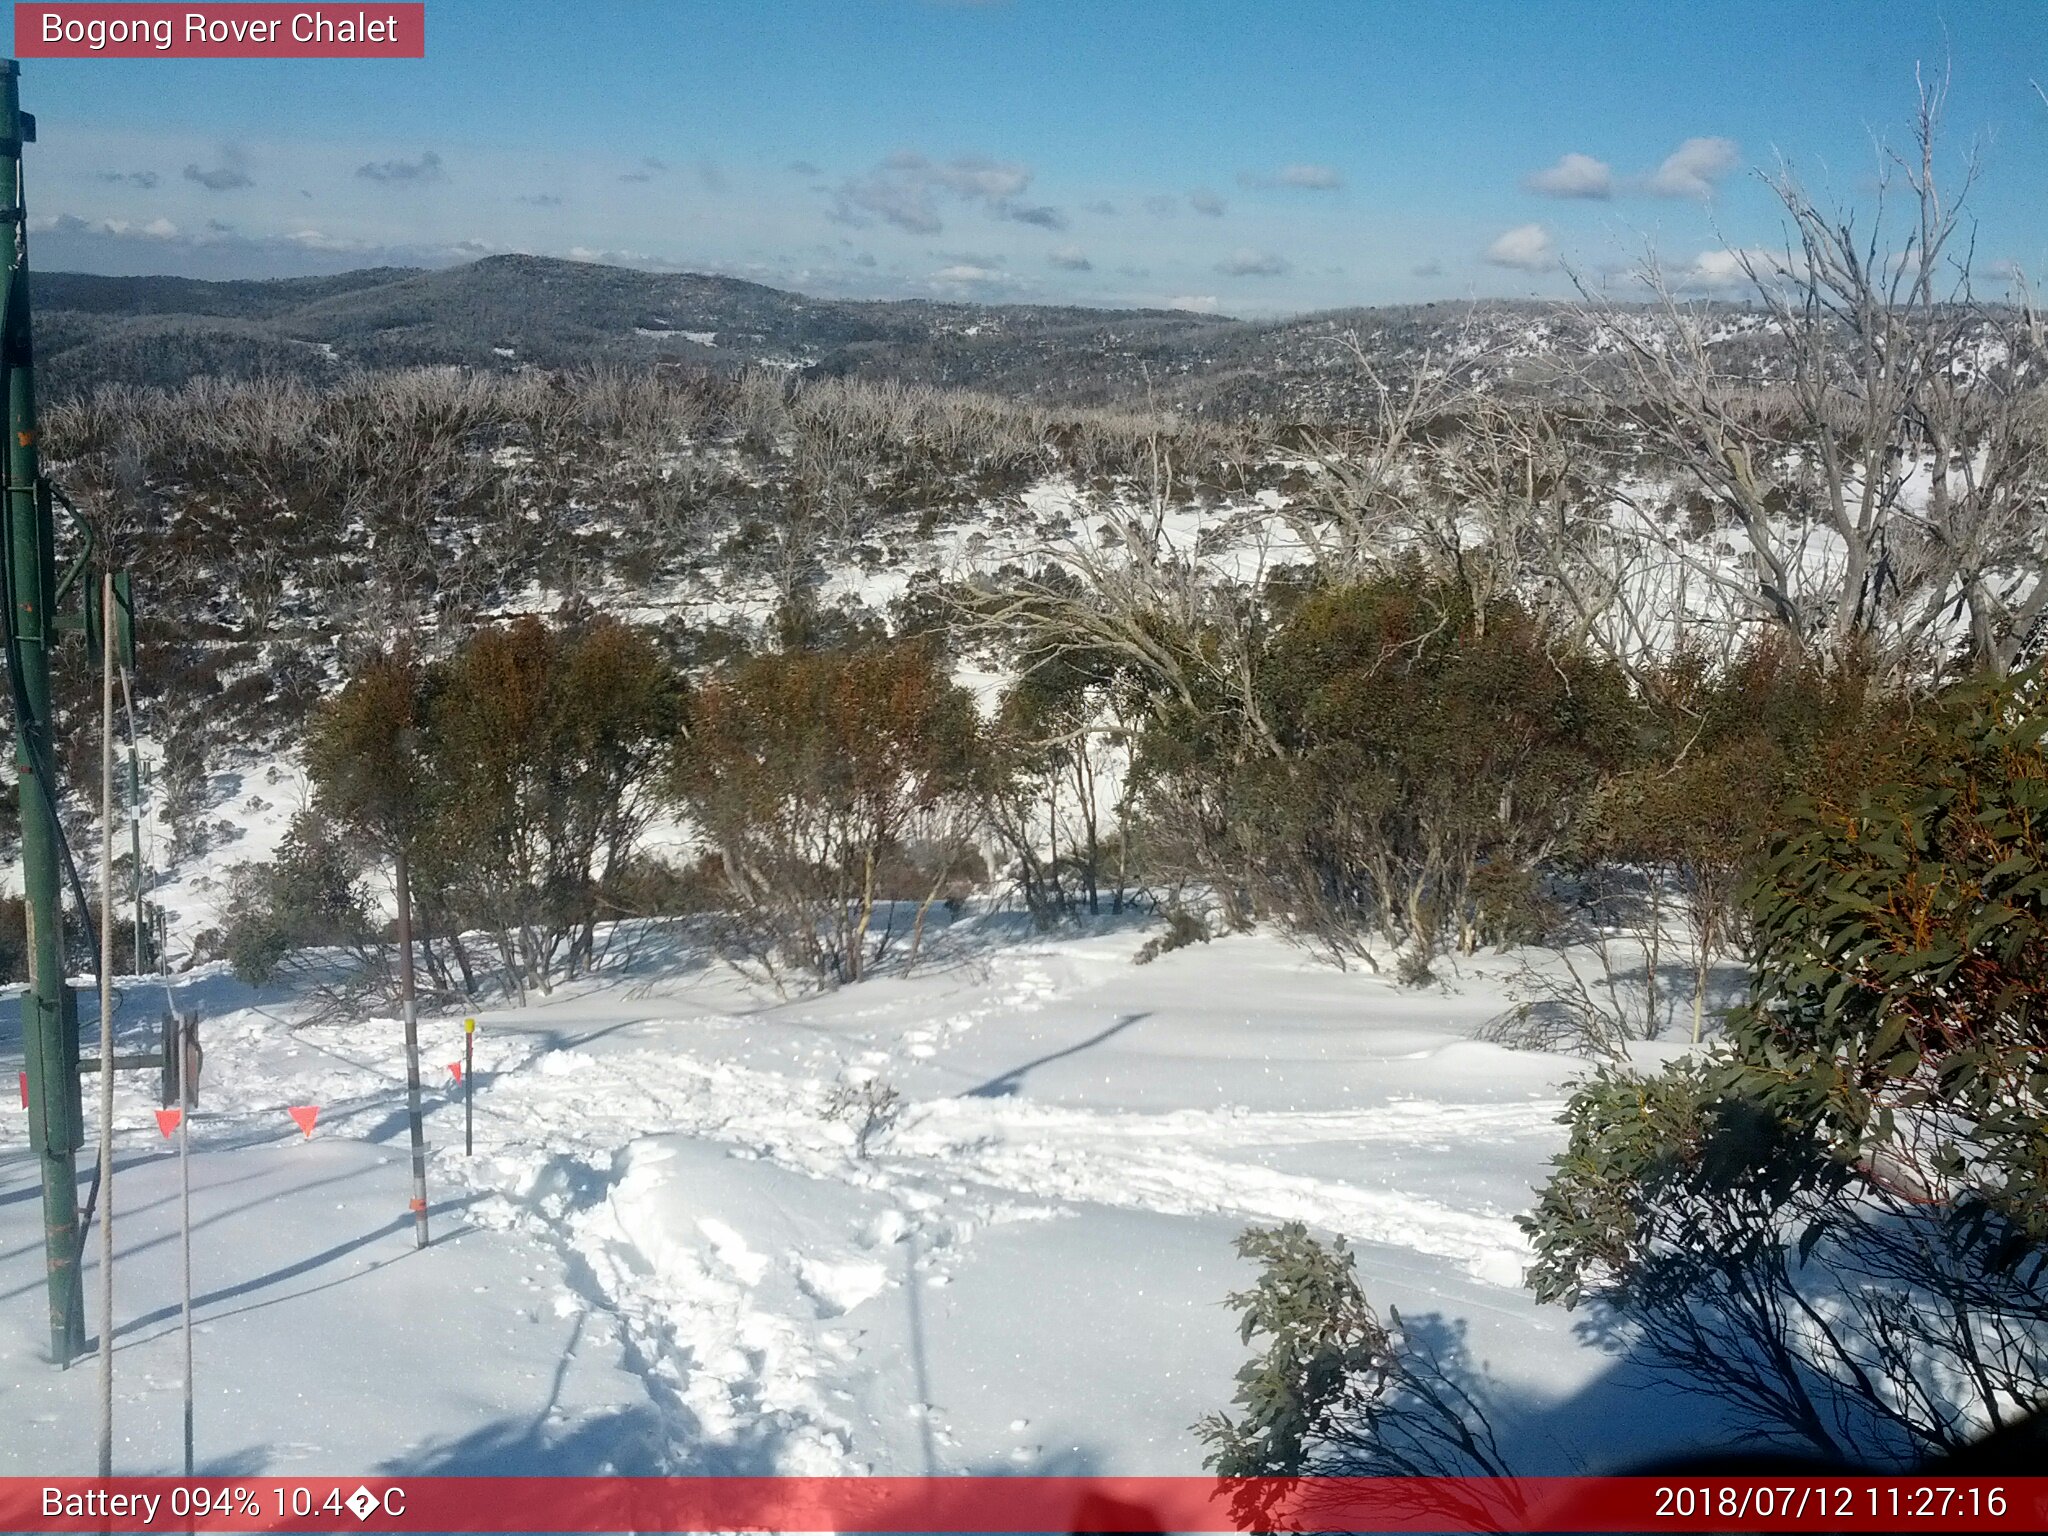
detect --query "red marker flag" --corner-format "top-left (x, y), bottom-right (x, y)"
top-left (448, 1061), bottom-right (462, 1084)
top-left (154, 1107), bottom-right (182, 1138)
top-left (286, 1105), bottom-right (319, 1138)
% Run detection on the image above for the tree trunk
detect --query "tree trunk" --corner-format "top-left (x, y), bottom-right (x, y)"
top-left (445, 925), bottom-right (478, 998)
top-left (848, 846), bottom-right (877, 982)
top-left (906, 852), bottom-right (956, 972)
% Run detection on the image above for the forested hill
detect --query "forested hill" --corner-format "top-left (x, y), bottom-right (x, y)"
top-left (29, 253), bottom-right (1606, 415)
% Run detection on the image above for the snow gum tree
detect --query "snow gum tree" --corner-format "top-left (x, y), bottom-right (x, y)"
top-left (297, 620), bottom-right (683, 1002)
top-left (673, 638), bottom-right (984, 985)
top-left (1573, 640), bottom-right (1902, 1043)
top-left (1577, 73), bottom-right (2048, 678)
top-left (306, 646), bottom-right (432, 892)
top-left (1133, 562), bottom-right (1631, 969)
top-left (425, 616), bottom-right (681, 994)
top-left (982, 647), bottom-right (1134, 925)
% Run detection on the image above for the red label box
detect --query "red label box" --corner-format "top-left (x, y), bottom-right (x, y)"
top-left (14, 4), bottom-right (424, 58)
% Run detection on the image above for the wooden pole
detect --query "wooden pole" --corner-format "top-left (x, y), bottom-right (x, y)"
top-left (394, 848), bottom-right (430, 1248)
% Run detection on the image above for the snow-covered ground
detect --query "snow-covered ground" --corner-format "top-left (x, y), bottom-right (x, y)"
top-left (2, 912), bottom-right (1713, 1479)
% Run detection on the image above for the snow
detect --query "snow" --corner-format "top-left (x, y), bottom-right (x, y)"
top-left (2, 915), bottom-right (1712, 1478)
top-left (0, 443), bottom-right (1785, 1476)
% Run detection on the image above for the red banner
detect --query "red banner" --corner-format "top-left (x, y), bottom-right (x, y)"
top-left (0, 1476), bottom-right (2044, 1532)
top-left (14, 4), bottom-right (424, 58)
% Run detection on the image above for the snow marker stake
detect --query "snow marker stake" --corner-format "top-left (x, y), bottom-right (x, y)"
top-left (463, 1018), bottom-right (475, 1157)
top-left (287, 1105), bottom-right (319, 1138)
top-left (154, 1108), bottom-right (181, 1138)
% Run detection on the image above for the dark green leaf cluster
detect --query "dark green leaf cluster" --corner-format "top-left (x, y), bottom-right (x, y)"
top-left (1730, 669), bottom-right (2048, 1238)
top-left (1199, 1221), bottom-right (1514, 1504)
top-left (219, 812), bottom-right (375, 987)
top-left (1520, 669), bottom-right (2048, 1461)
top-left (1198, 1221), bottom-right (1394, 1482)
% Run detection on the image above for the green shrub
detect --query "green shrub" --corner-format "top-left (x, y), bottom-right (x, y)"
top-left (1520, 669), bottom-right (2048, 1465)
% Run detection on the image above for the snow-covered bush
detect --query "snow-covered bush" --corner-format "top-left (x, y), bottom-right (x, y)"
top-left (820, 1077), bottom-right (903, 1159)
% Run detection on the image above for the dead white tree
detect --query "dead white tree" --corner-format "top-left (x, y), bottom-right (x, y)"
top-left (1575, 69), bottom-right (2047, 679)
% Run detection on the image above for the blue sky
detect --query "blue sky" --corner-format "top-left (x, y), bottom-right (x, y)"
top-left (12, 0), bottom-right (2048, 314)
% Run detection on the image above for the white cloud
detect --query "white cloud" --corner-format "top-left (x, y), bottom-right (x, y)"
top-left (288, 228), bottom-right (375, 252)
top-left (32, 212), bottom-right (182, 240)
top-left (833, 171), bottom-right (940, 234)
top-left (1686, 248), bottom-right (1752, 290)
top-left (1239, 163), bottom-right (1344, 191)
top-left (1047, 244), bottom-right (1091, 271)
top-left (31, 209), bottom-right (510, 270)
top-left (1217, 248), bottom-right (1288, 276)
top-left (1166, 294), bottom-right (1219, 313)
top-left (933, 262), bottom-right (1003, 283)
top-left (1001, 202), bottom-right (1067, 229)
top-left (183, 146), bottom-right (252, 191)
top-left (357, 150), bottom-right (445, 185)
top-left (1483, 222), bottom-right (1555, 271)
top-left (1189, 188), bottom-right (1226, 217)
top-left (920, 154), bottom-right (1032, 201)
top-left (1682, 246), bottom-right (1790, 291)
top-left (830, 153), bottom-right (1039, 235)
top-left (1280, 163), bottom-right (1342, 189)
top-left (1646, 137), bottom-right (1739, 200)
top-left (1525, 152), bottom-right (1612, 199)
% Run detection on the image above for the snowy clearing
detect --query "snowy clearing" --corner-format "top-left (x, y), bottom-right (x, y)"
top-left (4, 916), bottom-right (1704, 1477)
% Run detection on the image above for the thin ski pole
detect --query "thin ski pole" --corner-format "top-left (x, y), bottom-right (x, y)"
top-left (119, 655), bottom-right (193, 1475)
top-left (464, 1018), bottom-right (474, 1157)
top-left (178, 1011), bottom-right (192, 1476)
top-left (96, 571), bottom-right (115, 1477)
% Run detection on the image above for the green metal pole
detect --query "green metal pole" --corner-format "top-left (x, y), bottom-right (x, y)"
top-left (1, 58), bottom-right (83, 1365)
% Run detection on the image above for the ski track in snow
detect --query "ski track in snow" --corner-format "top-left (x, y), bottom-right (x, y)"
top-left (437, 959), bottom-right (1549, 1466)
top-left (52, 939), bottom-right (1571, 1473)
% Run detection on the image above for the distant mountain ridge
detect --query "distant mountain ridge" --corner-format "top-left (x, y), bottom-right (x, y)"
top-left (29, 253), bottom-right (1606, 415)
